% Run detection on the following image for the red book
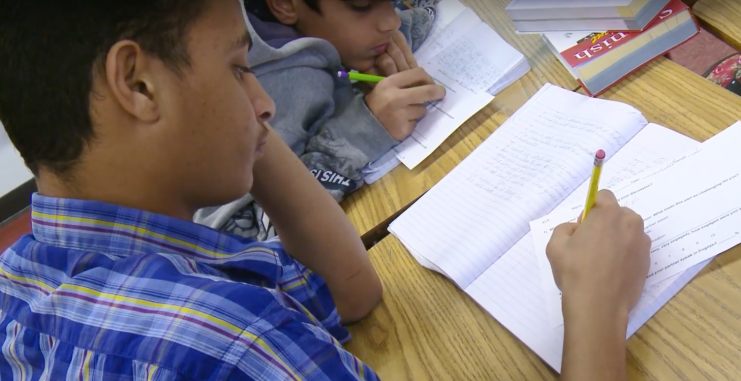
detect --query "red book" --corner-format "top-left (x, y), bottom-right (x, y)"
top-left (542, 0), bottom-right (699, 96)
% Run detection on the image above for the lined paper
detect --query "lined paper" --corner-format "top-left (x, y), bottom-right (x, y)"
top-left (395, 19), bottom-right (530, 169)
top-left (530, 123), bottom-right (701, 327)
top-left (361, 0), bottom-right (473, 184)
top-left (536, 121), bottom-right (741, 285)
top-left (415, 6), bottom-right (480, 62)
top-left (394, 22), bottom-right (501, 169)
top-left (390, 84), bottom-right (647, 288)
top-left (465, 236), bottom-right (710, 373)
top-left (532, 121), bottom-right (741, 327)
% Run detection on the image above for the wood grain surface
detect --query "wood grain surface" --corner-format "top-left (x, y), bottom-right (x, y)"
top-left (347, 233), bottom-right (741, 380)
top-left (346, 52), bottom-right (741, 381)
top-left (695, 0), bottom-right (741, 52)
top-left (589, 57), bottom-right (741, 142)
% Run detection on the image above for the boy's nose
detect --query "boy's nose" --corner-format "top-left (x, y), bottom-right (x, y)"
top-left (255, 97), bottom-right (275, 123)
top-left (377, 4), bottom-right (402, 32)
top-left (249, 79), bottom-right (275, 123)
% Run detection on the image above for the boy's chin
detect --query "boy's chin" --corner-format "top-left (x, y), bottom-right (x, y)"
top-left (345, 58), bottom-right (376, 73)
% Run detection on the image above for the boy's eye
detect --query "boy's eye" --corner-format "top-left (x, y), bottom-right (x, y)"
top-left (347, 0), bottom-right (373, 11)
top-left (234, 65), bottom-right (253, 80)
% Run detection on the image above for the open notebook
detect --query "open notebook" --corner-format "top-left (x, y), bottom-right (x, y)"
top-left (389, 83), bottom-right (710, 371)
top-left (362, 1), bottom-right (530, 183)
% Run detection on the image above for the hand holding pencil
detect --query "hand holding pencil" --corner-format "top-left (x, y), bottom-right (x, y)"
top-left (346, 67), bottom-right (446, 141)
top-left (546, 188), bottom-right (650, 327)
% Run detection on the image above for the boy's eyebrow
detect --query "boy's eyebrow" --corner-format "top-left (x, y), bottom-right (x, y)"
top-left (230, 30), bottom-right (253, 51)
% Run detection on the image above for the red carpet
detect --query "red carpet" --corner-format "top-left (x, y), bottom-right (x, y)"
top-left (668, 28), bottom-right (737, 75)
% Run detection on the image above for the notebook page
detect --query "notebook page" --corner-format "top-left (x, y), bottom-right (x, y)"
top-left (464, 236), bottom-right (709, 373)
top-left (550, 123), bottom-right (701, 211)
top-left (528, 124), bottom-right (701, 326)
top-left (415, 6), bottom-right (482, 62)
top-left (531, 121), bottom-right (741, 326)
top-left (389, 84), bottom-right (647, 288)
top-left (361, 3), bottom-right (481, 184)
top-left (533, 121), bottom-right (741, 286)
top-left (396, 22), bottom-right (516, 168)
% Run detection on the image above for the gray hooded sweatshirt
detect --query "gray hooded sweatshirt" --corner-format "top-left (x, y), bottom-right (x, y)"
top-left (195, 7), bottom-right (436, 240)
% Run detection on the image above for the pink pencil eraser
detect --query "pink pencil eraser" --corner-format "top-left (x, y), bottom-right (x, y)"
top-left (595, 149), bottom-right (606, 160)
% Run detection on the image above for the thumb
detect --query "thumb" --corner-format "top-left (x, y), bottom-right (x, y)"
top-left (386, 67), bottom-right (434, 88)
top-left (365, 66), bottom-right (380, 76)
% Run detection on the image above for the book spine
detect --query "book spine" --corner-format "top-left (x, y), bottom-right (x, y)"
top-left (607, 0), bottom-right (689, 33)
top-left (582, 15), bottom-right (700, 97)
top-left (561, 32), bottom-right (638, 67)
top-left (559, 0), bottom-right (689, 67)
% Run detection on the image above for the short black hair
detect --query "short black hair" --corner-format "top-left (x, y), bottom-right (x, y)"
top-left (0, 1), bottom-right (207, 177)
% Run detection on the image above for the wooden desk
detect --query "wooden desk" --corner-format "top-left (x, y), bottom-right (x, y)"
top-left (694, 0), bottom-right (741, 52)
top-left (591, 57), bottom-right (741, 141)
top-left (0, 210), bottom-right (30, 251)
top-left (347, 235), bottom-right (741, 380)
top-left (343, 83), bottom-right (533, 245)
top-left (346, 57), bottom-right (741, 379)
top-left (346, 236), bottom-right (554, 380)
top-left (342, 0), bottom-right (578, 241)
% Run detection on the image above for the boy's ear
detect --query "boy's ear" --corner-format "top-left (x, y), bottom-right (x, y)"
top-left (267, 0), bottom-right (301, 25)
top-left (103, 40), bottom-right (160, 124)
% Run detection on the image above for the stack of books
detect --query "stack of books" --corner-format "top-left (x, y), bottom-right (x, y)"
top-left (507, 0), bottom-right (700, 96)
top-left (506, 0), bottom-right (673, 33)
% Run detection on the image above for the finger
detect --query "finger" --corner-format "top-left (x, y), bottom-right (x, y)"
top-left (594, 189), bottom-right (618, 206)
top-left (641, 233), bottom-right (652, 257)
top-left (405, 104), bottom-right (428, 121)
top-left (385, 67), bottom-right (435, 88)
top-left (391, 30), bottom-right (418, 69)
top-left (398, 84), bottom-right (446, 105)
top-left (545, 222), bottom-right (579, 259)
top-left (377, 53), bottom-right (397, 76)
top-left (386, 40), bottom-right (410, 72)
top-left (552, 222), bottom-right (579, 239)
top-left (356, 67), bottom-right (379, 90)
top-left (621, 206), bottom-right (646, 231)
top-left (394, 121), bottom-right (416, 141)
top-left (365, 66), bottom-right (380, 76)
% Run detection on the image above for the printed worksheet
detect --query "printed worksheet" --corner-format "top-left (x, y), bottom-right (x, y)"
top-left (531, 121), bottom-right (741, 327)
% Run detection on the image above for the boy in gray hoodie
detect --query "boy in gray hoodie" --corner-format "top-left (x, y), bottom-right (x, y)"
top-left (195, 0), bottom-right (444, 239)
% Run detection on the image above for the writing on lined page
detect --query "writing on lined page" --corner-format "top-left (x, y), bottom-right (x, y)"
top-left (465, 230), bottom-right (710, 373)
top-left (528, 123), bottom-right (701, 327)
top-left (390, 84), bottom-right (646, 288)
top-left (395, 16), bottom-right (530, 169)
top-left (532, 121), bottom-right (741, 327)
top-left (415, 7), bottom-right (480, 62)
top-left (461, 118), bottom-right (712, 374)
top-left (553, 123), bottom-right (702, 213)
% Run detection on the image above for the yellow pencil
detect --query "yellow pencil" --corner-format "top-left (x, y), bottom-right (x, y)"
top-left (581, 149), bottom-right (605, 223)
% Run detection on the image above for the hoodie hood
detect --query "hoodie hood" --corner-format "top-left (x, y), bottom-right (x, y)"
top-left (245, 13), bottom-right (342, 71)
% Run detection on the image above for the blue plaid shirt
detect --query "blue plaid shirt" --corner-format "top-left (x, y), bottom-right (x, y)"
top-left (0, 194), bottom-right (379, 380)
